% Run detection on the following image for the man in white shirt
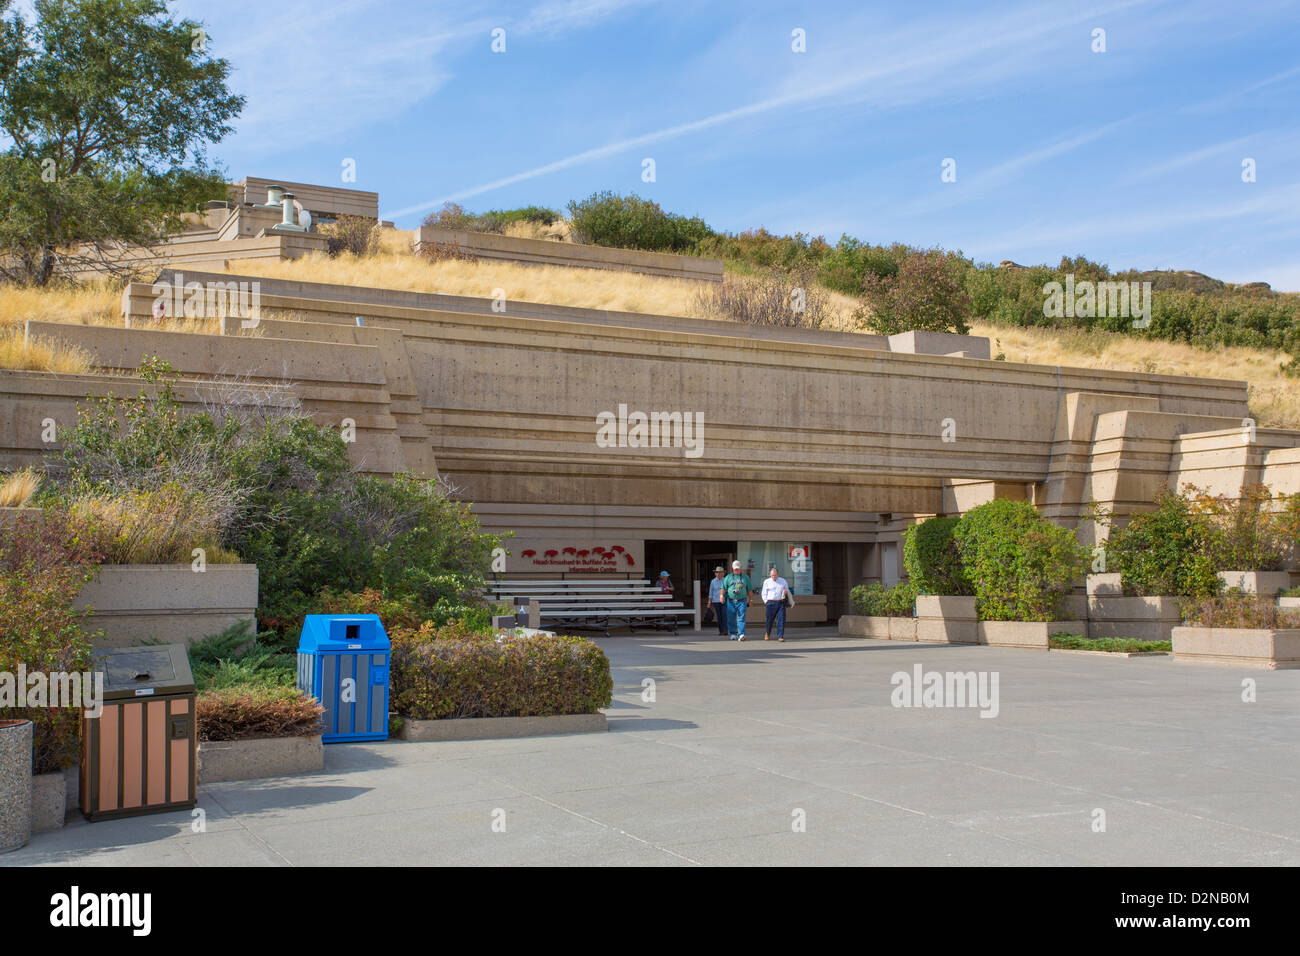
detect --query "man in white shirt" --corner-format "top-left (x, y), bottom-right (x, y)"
top-left (761, 565), bottom-right (791, 642)
top-left (707, 566), bottom-right (727, 636)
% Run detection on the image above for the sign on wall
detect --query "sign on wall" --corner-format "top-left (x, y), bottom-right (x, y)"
top-left (507, 541), bottom-right (646, 574)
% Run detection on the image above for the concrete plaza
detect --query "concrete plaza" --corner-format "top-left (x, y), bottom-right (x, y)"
top-left (6, 628), bottom-right (1299, 866)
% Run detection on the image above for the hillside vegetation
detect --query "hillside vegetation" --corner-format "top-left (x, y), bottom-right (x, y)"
top-left (2, 200), bottom-right (1296, 429)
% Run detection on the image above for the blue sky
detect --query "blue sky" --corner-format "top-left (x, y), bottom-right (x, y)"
top-left (173, 0), bottom-right (1300, 289)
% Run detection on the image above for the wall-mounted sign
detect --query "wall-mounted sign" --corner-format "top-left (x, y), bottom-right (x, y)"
top-left (508, 540), bottom-right (645, 574)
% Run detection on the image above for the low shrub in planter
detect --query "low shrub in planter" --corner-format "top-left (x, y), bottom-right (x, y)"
top-left (70, 483), bottom-right (242, 565)
top-left (1191, 483), bottom-right (1295, 572)
top-left (953, 500), bottom-right (1087, 621)
top-left (0, 510), bottom-right (100, 773)
top-left (389, 623), bottom-right (613, 720)
top-left (196, 686), bottom-right (324, 742)
top-left (1181, 594), bottom-right (1300, 629)
top-left (903, 517), bottom-right (971, 595)
top-left (850, 581), bottom-right (917, 617)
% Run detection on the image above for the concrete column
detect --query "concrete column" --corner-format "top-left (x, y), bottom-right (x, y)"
top-left (527, 599), bottom-right (540, 630)
top-left (693, 578), bottom-right (701, 631)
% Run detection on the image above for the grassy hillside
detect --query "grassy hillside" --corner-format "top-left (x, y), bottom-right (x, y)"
top-left (1, 227), bottom-right (1295, 427)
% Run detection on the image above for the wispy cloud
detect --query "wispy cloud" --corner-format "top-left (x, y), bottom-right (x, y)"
top-left (383, 0), bottom-right (1159, 218)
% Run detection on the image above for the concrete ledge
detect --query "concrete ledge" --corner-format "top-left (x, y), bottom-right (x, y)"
top-left (916, 596), bottom-right (978, 644)
top-left (198, 735), bottom-right (324, 783)
top-left (31, 772), bottom-right (66, 833)
top-left (1172, 626), bottom-right (1300, 669)
top-left (1217, 571), bottom-right (1295, 596)
top-left (398, 713), bottom-right (607, 742)
top-left (1086, 573), bottom-right (1125, 596)
top-left (838, 615), bottom-right (916, 640)
top-left (978, 620), bottom-right (1085, 650)
top-left (1087, 595), bottom-right (1183, 641)
top-left (77, 563), bottom-right (258, 647)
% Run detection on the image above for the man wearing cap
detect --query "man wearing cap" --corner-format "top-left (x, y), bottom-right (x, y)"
top-left (708, 566), bottom-right (727, 636)
top-left (657, 570), bottom-right (674, 601)
top-left (721, 560), bottom-right (755, 641)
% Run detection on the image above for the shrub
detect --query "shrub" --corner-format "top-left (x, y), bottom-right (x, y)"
top-left (321, 215), bottom-right (380, 257)
top-left (1181, 594), bottom-right (1300, 629)
top-left (1104, 490), bottom-right (1221, 597)
top-left (0, 510), bottom-right (100, 773)
top-left (566, 190), bottom-right (713, 252)
top-left (189, 622), bottom-right (295, 691)
top-left (313, 587), bottom-right (494, 635)
top-left (422, 203), bottom-right (561, 235)
top-left (693, 269), bottom-right (832, 329)
top-left (69, 483), bottom-right (240, 564)
top-left (1189, 483), bottom-right (1292, 571)
top-left (850, 580), bottom-right (917, 617)
top-left (953, 500), bottom-right (1087, 621)
top-left (389, 623), bottom-right (613, 720)
top-left (903, 517), bottom-right (971, 595)
top-left (196, 686), bottom-right (323, 741)
top-left (860, 249), bottom-right (972, 335)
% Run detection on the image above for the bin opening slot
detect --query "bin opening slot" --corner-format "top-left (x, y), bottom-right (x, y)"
top-left (346, 623), bottom-right (360, 640)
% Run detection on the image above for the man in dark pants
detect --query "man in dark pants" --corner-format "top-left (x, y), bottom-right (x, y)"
top-left (761, 565), bottom-right (791, 641)
top-left (708, 566), bottom-right (727, 637)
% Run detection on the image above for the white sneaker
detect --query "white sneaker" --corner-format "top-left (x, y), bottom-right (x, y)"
top-left (737, 634), bottom-right (745, 642)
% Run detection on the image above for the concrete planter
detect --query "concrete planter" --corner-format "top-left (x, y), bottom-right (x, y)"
top-left (31, 772), bottom-right (67, 833)
top-left (77, 563), bottom-right (259, 647)
top-left (915, 596), bottom-right (978, 644)
top-left (1088, 596), bottom-right (1183, 641)
top-left (838, 615), bottom-right (916, 641)
top-left (1172, 626), bottom-right (1300, 669)
top-left (398, 713), bottom-right (607, 742)
top-left (0, 720), bottom-right (32, 853)
top-left (1280, 597), bottom-right (1300, 610)
top-left (198, 735), bottom-right (324, 783)
top-left (978, 620), bottom-right (1085, 650)
top-left (1086, 573), bottom-right (1125, 596)
top-left (1217, 571), bottom-right (1295, 596)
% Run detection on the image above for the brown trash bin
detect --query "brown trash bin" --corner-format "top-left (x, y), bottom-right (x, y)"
top-left (80, 644), bottom-right (197, 822)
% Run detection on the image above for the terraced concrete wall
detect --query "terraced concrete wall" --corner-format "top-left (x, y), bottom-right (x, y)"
top-left (11, 272), bottom-right (1287, 552)
top-left (413, 226), bottom-right (724, 281)
top-left (238, 177), bottom-right (379, 220)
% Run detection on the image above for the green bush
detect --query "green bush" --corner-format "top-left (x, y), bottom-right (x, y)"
top-left (313, 587), bottom-right (494, 635)
top-left (422, 203), bottom-right (560, 234)
top-left (189, 622), bottom-right (295, 692)
top-left (903, 517), bottom-right (971, 595)
top-left (566, 190), bottom-right (713, 252)
top-left (859, 249), bottom-right (972, 335)
top-left (850, 580), bottom-right (917, 617)
top-left (0, 510), bottom-right (100, 773)
top-left (1105, 490), bottom-right (1221, 598)
top-left (389, 622), bottom-right (613, 720)
top-left (1190, 483), bottom-right (1293, 572)
top-left (953, 500), bottom-right (1087, 621)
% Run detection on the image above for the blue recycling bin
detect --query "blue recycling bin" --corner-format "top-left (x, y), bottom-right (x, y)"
top-left (297, 614), bottom-right (391, 743)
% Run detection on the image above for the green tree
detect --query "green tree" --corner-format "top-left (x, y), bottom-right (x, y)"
top-left (0, 0), bottom-right (243, 284)
top-left (860, 249), bottom-right (972, 335)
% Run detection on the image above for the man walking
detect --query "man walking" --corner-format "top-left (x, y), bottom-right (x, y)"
top-left (761, 565), bottom-right (791, 642)
top-left (722, 560), bottom-right (755, 641)
top-left (708, 566), bottom-right (727, 637)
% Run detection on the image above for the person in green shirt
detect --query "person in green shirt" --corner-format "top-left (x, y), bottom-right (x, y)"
top-left (722, 560), bottom-right (756, 641)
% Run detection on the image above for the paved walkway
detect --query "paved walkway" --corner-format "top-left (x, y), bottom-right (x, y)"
top-left (7, 628), bottom-right (1300, 865)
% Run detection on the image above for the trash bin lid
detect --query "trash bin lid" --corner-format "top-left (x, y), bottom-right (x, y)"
top-left (298, 614), bottom-right (391, 652)
top-left (93, 644), bottom-right (195, 700)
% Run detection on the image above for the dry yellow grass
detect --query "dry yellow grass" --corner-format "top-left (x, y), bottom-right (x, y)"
top-left (0, 328), bottom-right (93, 374)
top-left (0, 467), bottom-right (40, 507)
top-left (0, 279), bottom-right (120, 334)
top-left (974, 322), bottom-right (1298, 427)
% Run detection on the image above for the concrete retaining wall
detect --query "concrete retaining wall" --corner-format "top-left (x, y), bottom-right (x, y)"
top-left (198, 735), bottom-right (324, 783)
top-left (413, 226), bottom-right (723, 281)
top-left (1172, 626), bottom-right (1300, 669)
top-left (76, 564), bottom-right (258, 647)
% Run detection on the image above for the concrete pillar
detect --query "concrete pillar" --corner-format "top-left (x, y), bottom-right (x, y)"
top-left (693, 578), bottom-right (701, 632)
